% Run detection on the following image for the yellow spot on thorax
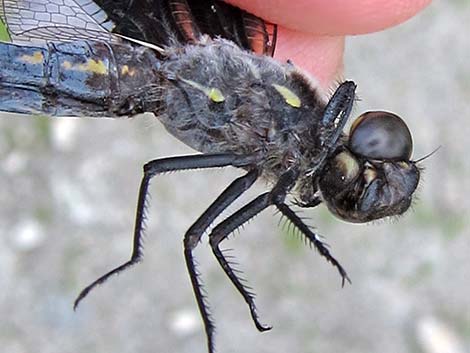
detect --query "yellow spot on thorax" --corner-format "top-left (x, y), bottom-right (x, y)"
top-left (121, 65), bottom-right (136, 76)
top-left (19, 51), bottom-right (43, 64)
top-left (179, 77), bottom-right (225, 103)
top-left (272, 83), bottom-right (301, 108)
top-left (61, 59), bottom-right (108, 75)
top-left (207, 87), bottom-right (225, 103)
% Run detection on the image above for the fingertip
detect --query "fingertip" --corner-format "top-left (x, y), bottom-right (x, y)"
top-left (227, 0), bottom-right (432, 35)
top-left (274, 27), bottom-right (345, 89)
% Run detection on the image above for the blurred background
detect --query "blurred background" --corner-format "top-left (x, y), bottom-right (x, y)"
top-left (1, 1), bottom-right (469, 353)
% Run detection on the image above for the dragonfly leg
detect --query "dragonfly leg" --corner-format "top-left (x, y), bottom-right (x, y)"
top-left (209, 192), bottom-right (273, 332)
top-left (183, 169), bottom-right (259, 353)
top-left (208, 168), bottom-right (299, 332)
top-left (73, 153), bottom-right (254, 310)
top-left (321, 81), bottom-right (356, 139)
top-left (303, 81), bottom-right (357, 176)
top-left (275, 203), bottom-right (351, 286)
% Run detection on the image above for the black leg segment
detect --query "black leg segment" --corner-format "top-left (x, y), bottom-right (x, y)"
top-left (73, 153), bottom-right (255, 310)
top-left (208, 167), bottom-right (349, 333)
top-left (275, 203), bottom-right (351, 286)
top-left (208, 169), bottom-right (297, 331)
top-left (183, 169), bottom-right (259, 353)
top-left (73, 155), bottom-right (349, 353)
top-left (209, 192), bottom-right (272, 331)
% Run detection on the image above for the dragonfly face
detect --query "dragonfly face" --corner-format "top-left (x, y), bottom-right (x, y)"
top-left (0, 1), bottom-right (422, 352)
top-left (317, 112), bottom-right (420, 223)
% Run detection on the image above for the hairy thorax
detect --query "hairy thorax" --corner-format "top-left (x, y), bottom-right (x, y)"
top-left (156, 37), bottom-right (328, 181)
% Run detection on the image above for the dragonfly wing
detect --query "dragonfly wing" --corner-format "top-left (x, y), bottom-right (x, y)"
top-left (91, 0), bottom-right (277, 56)
top-left (184, 0), bottom-right (277, 56)
top-left (1, 0), bottom-right (276, 54)
top-left (0, 0), bottom-right (118, 44)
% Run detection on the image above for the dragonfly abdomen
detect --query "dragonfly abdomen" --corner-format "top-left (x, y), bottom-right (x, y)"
top-left (0, 40), bottom-right (162, 117)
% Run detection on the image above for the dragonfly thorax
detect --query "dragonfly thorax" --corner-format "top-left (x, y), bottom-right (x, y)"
top-left (157, 38), bottom-right (329, 179)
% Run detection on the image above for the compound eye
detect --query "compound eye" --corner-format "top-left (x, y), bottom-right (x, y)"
top-left (349, 111), bottom-right (413, 160)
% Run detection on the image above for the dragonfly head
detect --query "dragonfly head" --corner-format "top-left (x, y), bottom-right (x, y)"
top-left (316, 111), bottom-right (420, 223)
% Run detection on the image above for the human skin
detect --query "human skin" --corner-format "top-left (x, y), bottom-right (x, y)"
top-left (226, 0), bottom-right (431, 87)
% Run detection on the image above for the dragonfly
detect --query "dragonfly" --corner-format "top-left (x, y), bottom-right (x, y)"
top-left (0, 1), bottom-right (421, 352)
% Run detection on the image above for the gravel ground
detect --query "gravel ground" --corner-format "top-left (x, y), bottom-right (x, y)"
top-left (1, 2), bottom-right (469, 353)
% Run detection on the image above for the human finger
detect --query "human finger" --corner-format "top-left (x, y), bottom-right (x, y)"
top-left (227, 0), bottom-right (431, 35)
top-left (274, 27), bottom-right (345, 88)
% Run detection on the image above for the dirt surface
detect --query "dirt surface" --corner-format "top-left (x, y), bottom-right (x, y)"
top-left (1, 2), bottom-right (469, 353)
